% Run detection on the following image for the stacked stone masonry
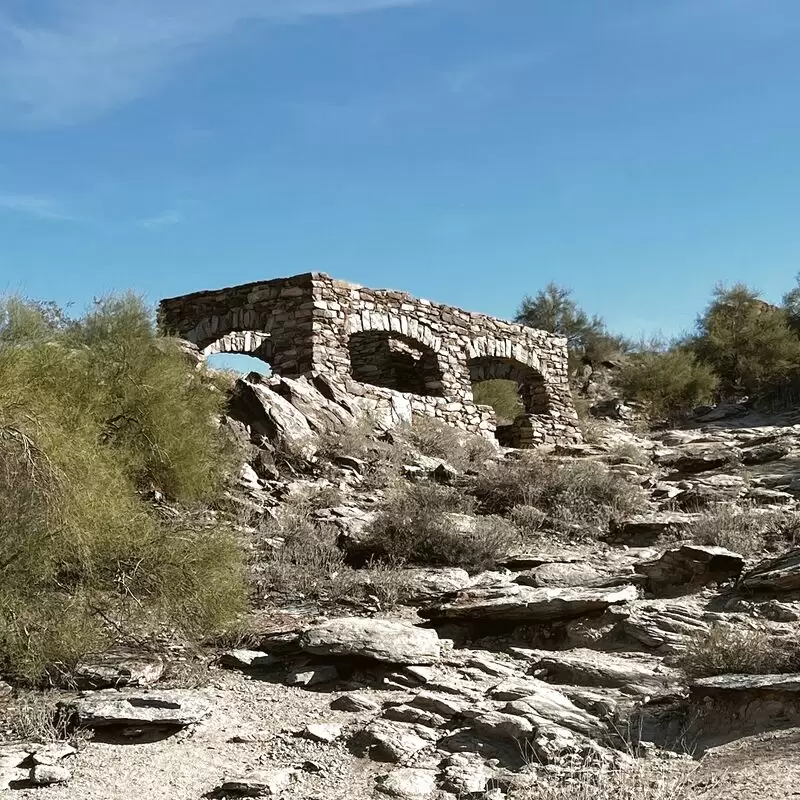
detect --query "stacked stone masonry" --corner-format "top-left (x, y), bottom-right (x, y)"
top-left (158, 273), bottom-right (581, 446)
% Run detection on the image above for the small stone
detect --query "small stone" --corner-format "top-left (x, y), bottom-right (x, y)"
top-left (31, 764), bottom-right (71, 785)
top-left (217, 768), bottom-right (297, 797)
top-left (330, 693), bottom-right (380, 712)
top-left (376, 768), bottom-right (437, 798)
top-left (303, 723), bottom-right (342, 743)
top-left (220, 650), bottom-right (279, 670)
top-left (286, 665), bottom-right (339, 687)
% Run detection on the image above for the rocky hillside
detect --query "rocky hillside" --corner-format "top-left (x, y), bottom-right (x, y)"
top-left (3, 364), bottom-right (800, 799)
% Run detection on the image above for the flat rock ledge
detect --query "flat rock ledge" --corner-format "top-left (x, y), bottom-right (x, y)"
top-left (419, 585), bottom-right (638, 622)
top-left (63, 689), bottom-right (213, 729)
top-left (299, 617), bottom-right (441, 665)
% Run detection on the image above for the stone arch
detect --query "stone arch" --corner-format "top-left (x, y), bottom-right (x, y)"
top-left (183, 307), bottom-right (271, 351)
top-left (347, 329), bottom-right (446, 397)
top-left (467, 355), bottom-right (550, 415)
top-left (202, 330), bottom-right (274, 366)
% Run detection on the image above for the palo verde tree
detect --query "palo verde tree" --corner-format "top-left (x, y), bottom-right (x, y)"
top-left (692, 283), bottom-right (800, 398)
top-left (514, 283), bottom-right (627, 367)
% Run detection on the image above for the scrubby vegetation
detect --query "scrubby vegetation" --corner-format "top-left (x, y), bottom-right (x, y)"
top-left (364, 481), bottom-right (518, 573)
top-left (617, 344), bottom-right (718, 421)
top-left (679, 624), bottom-right (800, 678)
top-left (470, 454), bottom-right (648, 532)
top-left (516, 278), bottom-right (800, 422)
top-left (690, 505), bottom-right (800, 556)
top-left (0, 295), bottom-right (246, 683)
top-left (395, 415), bottom-right (497, 471)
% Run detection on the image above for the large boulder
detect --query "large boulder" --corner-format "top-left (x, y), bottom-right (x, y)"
top-left (740, 549), bottom-right (800, 593)
top-left (64, 689), bottom-right (213, 729)
top-left (528, 649), bottom-right (678, 695)
top-left (228, 377), bottom-right (316, 458)
top-left (606, 512), bottom-right (696, 546)
top-left (621, 602), bottom-right (710, 653)
top-left (299, 618), bottom-right (441, 665)
top-left (637, 545), bottom-right (744, 596)
top-left (419, 584), bottom-right (637, 623)
top-left (655, 444), bottom-right (739, 474)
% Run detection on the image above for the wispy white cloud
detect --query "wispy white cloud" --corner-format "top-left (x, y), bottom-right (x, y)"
top-left (137, 209), bottom-right (183, 230)
top-left (0, 0), bottom-right (434, 128)
top-left (0, 191), bottom-right (75, 221)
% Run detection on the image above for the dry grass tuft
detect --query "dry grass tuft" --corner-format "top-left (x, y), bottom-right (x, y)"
top-left (679, 624), bottom-right (800, 679)
top-left (470, 454), bottom-right (648, 533)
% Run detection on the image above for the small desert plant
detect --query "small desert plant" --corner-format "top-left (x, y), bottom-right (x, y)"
top-left (690, 504), bottom-right (794, 555)
top-left (396, 415), bottom-right (497, 471)
top-left (679, 624), bottom-right (800, 678)
top-left (607, 442), bottom-right (651, 466)
top-left (365, 481), bottom-right (518, 572)
top-left (257, 505), bottom-right (358, 603)
top-left (3, 690), bottom-right (76, 742)
top-left (470, 455), bottom-right (648, 532)
top-left (508, 759), bottom-right (706, 800)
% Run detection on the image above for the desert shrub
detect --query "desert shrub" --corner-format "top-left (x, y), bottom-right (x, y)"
top-left (0, 295), bottom-right (247, 683)
top-left (693, 283), bottom-right (800, 397)
top-left (3, 690), bottom-right (76, 742)
top-left (508, 759), bottom-right (704, 800)
top-left (679, 624), bottom-right (800, 678)
top-left (607, 442), bottom-right (651, 466)
top-left (690, 505), bottom-right (796, 555)
top-left (365, 482), bottom-right (518, 572)
top-left (472, 379), bottom-right (524, 423)
top-left (617, 346), bottom-right (718, 420)
top-left (470, 455), bottom-right (647, 532)
top-left (396, 415), bottom-right (497, 471)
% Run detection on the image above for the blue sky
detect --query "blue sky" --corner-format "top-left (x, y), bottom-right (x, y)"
top-left (1, 0), bottom-right (800, 341)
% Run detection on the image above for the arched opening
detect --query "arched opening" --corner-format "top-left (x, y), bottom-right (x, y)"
top-left (348, 331), bottom-right (445, 396)
top-left (203, 331), bottom-right (273, 377)
top-left (468, 356), bottom-right (550, 421)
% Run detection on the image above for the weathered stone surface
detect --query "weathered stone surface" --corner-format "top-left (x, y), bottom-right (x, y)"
top-left (637, 545), bottom-right (744, 596)
top-left (299, 618), bottom-right (441, 665)
top-left (420, 584), bottom-right (637, 622)
top-left (741, 441), bottom-right (791, 465)
top-left (330, 692), bottom-right (381, 712)
top-left (72, 650), bottom-right (164, 689)
top-left (357, 721), bottom-right (432, 763)
top-left (622, 603), bottom-right (709, 652)
top-left (515, 562), bottom-right (604, 588)
top-left (376, 768), bottom-right (437, 798)
top-left (216, 769), bottom-right (297, 797)
top-left (529, 649), bottom-right (678, 694)
top-left (31, 764), bottom-right (71, 785)
top-left (65, 689), bottom-right (213, 728)
top-left (655, 444), bottom-right (738, 474)
top-left (228, 377), bottom-right (316, 458)
top-left (606, 512), bottom-right (695, 546)
top-left (740, 549), bottom-right (800, 593)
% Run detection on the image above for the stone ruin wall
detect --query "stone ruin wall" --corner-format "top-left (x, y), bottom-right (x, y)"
top-left (159, 272), bottom-right (581, 447)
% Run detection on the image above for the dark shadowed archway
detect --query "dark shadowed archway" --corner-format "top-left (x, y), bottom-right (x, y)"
top-left (348, 330), bottom-right (445, 396)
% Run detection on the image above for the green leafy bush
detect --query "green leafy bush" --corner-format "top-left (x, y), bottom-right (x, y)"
top-left (617, 345), bottom-right (718, 420)
top-left (0, 295), bottom-right (246, 683)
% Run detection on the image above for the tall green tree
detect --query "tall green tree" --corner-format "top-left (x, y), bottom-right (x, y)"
top-left (693, 283), bottom-right (800, 397)
top-left (515, 282), bottom-right (626, 365)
